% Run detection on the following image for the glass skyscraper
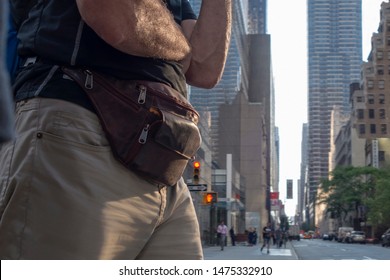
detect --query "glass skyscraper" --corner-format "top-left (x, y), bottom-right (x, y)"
top-left (307, 0), bottom-right (362, 203)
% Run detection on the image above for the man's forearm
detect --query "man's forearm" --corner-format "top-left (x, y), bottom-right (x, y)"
top-left (185, 0), bottom-right (232, 88)
top-left (76, 0), bottom-right (190, 60)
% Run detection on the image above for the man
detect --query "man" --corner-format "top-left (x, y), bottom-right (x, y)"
top-left (217, 221), bottom-right (228, 251)
top-left (0, 0), bottom-right (231, 259)
top-left (229, 226), bottom-right (236, 246)
top-left (260, 222), bottom-right (272, 254)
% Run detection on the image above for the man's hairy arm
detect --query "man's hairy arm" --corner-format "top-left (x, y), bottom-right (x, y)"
top-left (183, 0), bottom-right (232, 89)
top-left (76, 0), bottom-right (190, 61)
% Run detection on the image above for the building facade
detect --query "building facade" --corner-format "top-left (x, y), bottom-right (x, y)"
top-left (352, 1), bottom-right (390, 140)
top-left (307, 0), bottom-right (362, 214)
top-left (351, 1), bottom-right (390, 172)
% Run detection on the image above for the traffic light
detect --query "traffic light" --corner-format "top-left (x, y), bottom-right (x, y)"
top-left (193, 161), bottom-right (200, 184)
top-left (202, 192), bottom-right (217, 205)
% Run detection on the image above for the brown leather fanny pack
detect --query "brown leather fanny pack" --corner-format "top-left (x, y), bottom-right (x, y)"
top-left (62, 67), bottom-right (201, 186)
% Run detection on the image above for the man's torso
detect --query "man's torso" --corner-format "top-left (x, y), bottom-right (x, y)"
top-left (11, 0), bottom-right (197, 103)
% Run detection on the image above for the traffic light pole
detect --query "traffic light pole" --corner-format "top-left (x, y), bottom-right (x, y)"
top-left (209, 203), bottom-right (216, 245)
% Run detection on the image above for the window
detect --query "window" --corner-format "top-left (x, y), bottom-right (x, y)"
top-left (369, 109), bottom-right (375, 119)
top-left (357, 96), bottom-right (364, 102)
top-left (379, 109), bottom-right (386, 119)
top-left (359, 124), bottom-right (365, 134)
top-left (377, 51), bottom-right (384, 60)
top-left (378, 65), bottom-right (384, 75)
top-left (357, 109), bottom-right (364, 119)
top-left (388, 36), bottom-right (390, 46)
top-left (368, 94), bottom-right (375, 104)
top-left (381, 124), bottom-right (387, 134)
top-left (379, 151), bottom-right (385, 161)
top-left (370, 124), bottom-right (376, 134)
top-left (367, 80), bottom-right (374, 89)
top-left (379, 94), bottom-right (385, 104)
top-left (379, 80), bottom-right (385, 89)
top-left (366, 66), bottom-right (374, 74)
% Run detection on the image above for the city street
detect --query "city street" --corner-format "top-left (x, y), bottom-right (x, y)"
top-left (293, 238), bottom-right (390, 260)
top-left (203, 239), bottom-right (390, 260)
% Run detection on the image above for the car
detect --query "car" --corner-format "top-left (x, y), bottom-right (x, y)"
top-left (381, 228), bottom-right (390, 247)
top-left (328, 232), bottom-right (336, 241)
top-left (347, 231), bottom-right (366, 244)
top-left (322, 232), bottom-right (336, 241)
top-left (322, 233), bottom-right (330, 240)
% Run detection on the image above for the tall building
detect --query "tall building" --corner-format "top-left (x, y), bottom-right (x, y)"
top-left (248, 0), bottom-right (267, 34)
top-left (218, 34), bottom-right (274, 232)
top-left (353, 1), bottom-right (390, 140)
top-left (351, 1), bottom-right (390, 169)
top-left (307, 0), bottom-right (362, 207)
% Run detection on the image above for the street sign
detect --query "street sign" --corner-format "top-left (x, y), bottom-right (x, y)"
top-left (187, 183), bottom-right (207, 191)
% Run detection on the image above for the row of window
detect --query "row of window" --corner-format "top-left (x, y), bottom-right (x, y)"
top-left (366, 65), bottom-right (390, 75)
top-left (355, 94), bottom-right (385, 104)
top-left (366, 80), bottom-right (386, 89)
top-left (358, 123), bottom-right (388, 135)
top-left (357, 108), bottom-right (386, 119)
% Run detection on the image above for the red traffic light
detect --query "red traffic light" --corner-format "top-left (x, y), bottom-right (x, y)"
top-left (193, 161), bottom-right (201, 183)
top-left (203, 192), bottom-right (217, 204)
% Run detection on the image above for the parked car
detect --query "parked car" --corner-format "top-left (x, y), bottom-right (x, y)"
top-left (346, 231), bottom-right (366, 244)
top-left (328, 231), bottom-right (336, 241)
top-left (381, 228), bottom-right (390, 247)
top-left (322, 233), bottom-right (330, 240)
top-left (322, 232), bottom-right (336, 241)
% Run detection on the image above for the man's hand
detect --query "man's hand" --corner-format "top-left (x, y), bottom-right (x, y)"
top-left (76, 0), bottom-right (191, 61)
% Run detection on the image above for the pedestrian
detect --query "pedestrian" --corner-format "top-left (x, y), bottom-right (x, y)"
top-left (229, 227), bottom-right (236, 246)
top-left (260, 222), bottom-right (272, 254)
top-left (217, 221), bottom-right (228, 251)
top-left (0, 0), bottom-right (232, 260)
top-left (281, 231), bottom-right (288, 248)
top-left (248, 227), bottom-right (254, 246)
top-left (0, 0), bottom-right (15, 143)
top-left (252, 228), bottom-right (258, 246)
top-left (275, 226), bottom-right (282, 248)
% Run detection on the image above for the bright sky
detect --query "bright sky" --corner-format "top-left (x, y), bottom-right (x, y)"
top-left (268, 0), bottom-right (384, 216)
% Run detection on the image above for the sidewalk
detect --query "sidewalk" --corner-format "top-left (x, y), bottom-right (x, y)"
top-left (203, 241), bottom-right (298, 260)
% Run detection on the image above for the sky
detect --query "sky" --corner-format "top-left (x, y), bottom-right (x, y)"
top-left (267, 0), bottom-right (385, 216)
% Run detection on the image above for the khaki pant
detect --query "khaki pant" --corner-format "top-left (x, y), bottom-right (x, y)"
top-left (0, 98), bottom-right (203, 259)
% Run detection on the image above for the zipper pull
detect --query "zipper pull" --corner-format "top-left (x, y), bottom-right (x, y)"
top-left (84, 70), bottom-right (93, 89)
top-left (138, 85), bottom-right (147, 104)
top-left (138, 124), bottom-right (150, 144)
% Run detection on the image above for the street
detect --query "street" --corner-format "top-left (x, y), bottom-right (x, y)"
top-left (203, 239), bottom-right (390, 260)
top-left (293, 238), bottom-right (390, 260)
